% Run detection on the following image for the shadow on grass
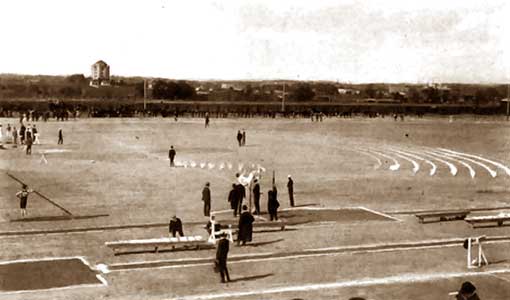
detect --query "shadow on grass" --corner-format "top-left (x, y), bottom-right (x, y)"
top-left (229, 273), bottom-right (274, 283)
top-left (10, 214), bottom-right (110, 222)
top-left (240, 238), bottom-right (284, 247)
top-left (114, 244), bottom-right (215, 256)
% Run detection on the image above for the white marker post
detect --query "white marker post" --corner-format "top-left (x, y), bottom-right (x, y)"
top-left (466, 236), bottom-right (488, 269)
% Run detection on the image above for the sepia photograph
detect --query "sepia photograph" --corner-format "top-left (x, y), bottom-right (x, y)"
top-left (0, 1), bottom-right (509, 299)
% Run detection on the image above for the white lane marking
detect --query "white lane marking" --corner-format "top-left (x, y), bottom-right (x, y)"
top-left (0, 256), bottom-right (89, 265)
top-left (200, 162), bottom-right (206, 169)
top-left (170, 269), bottom-right (510, 300)
top-left (356, 149), bottom-right (383, 169)
top-left (369, 150), bottom-right (400, 171)
top-left (219, 163), bottom-right (225, 170)
top-left (435, 149), bottom-right (497, 178)
top-left (95, 274), bottom-right (109, 286)
top-left (0, 282), bottom-right (106, 295)
top-left (417, 150), bottom-right (458, 176)
top-left (389, 152), bottom-right (420, 174)
top-left (390, 149), bottom-right (437, 176)
top-left (357, 206), bottom-right (401, 222)
top-left (426, 151), bottom-right (475, 178)
top-left (190, 161), bottom-right (197, 168)
top-left (227, 162), bottom-right (232, 170)
top-left (438, 148), bottom-right (510, 176)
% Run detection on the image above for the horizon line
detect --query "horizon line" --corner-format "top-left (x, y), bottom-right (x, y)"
top-left (0, 72), bottom-right (508, 86)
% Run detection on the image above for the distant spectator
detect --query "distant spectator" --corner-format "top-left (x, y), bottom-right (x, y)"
top-left (242, 130), bottom-right (246, 146)
top-left (236, 130), bottom-right (242, 147)
top-left (58, 128), bottom-right (63, 144)
top-left (168, 145), bottom-right (176, 167)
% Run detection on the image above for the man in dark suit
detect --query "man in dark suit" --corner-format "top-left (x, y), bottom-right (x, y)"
top-left (235, 183), bottom-right (246, 216)
top-left (268, 185), bottom-right (280, 221)
top-left (228, 184), bottom-right (238, 217)
top-left (168, 145), bottom-right (176, 167)
top-left (253, 179), bottom-right (261, 215)
top-left (215, 232), bottom-right (231, 283)
top-left (169, 215), bottom-right (184, 237)
top-left (237, 205), bottom-right (255, 246)
top-left (287, 175), bottom-right (295, 207)
top-left (202, 182), bottom-right (211, 217)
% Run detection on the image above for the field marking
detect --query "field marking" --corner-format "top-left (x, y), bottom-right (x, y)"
top-left (355, 149), bottom-right (382, 169)
top-left (0, 255), bottom-right (90, 265)
top-left (438, 148), bottom-right (510, 176)
top-left (0, 282), bottom-right (106, 295)
top-left (390, 148), bottom-right (437, 176)
top-left (390, 151), bottom-right (420, 174)
top-left (368, 150), bottom-right (400, 171)
top-left (170, 269), bottom-right (510, 300)
top-left (405, 149), bottom-right (457, 176)
top-left (434, 149), bottom-right (497, 178)
top-left (357, 206), bottom-right (401, 222)
top-left (426, 151), bottom-right (475, 178)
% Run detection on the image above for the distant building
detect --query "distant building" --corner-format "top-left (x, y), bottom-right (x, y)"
top-left (90, 60), bottom-right (110, 87)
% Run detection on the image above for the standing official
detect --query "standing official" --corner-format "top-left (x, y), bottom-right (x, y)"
top-left (235, 182), bottom-right (246, 216)
top-left (268, 186), bottom-right (280, 221)
top-left (228, 184), bottom-right (238, 217)
top-left (253, 179), bottom-right (261, 215)
top-left (202, 182), bottom-right (211, 217)
top-left (215, 233), bottom-right (231, 283)
top-left (287, 175), bottom-right (295, 207)
top-left (237, 205), bottom-right (254, 246)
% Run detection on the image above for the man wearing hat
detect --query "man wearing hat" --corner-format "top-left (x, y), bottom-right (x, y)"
top-left (202, 182), bottom-right (211, 217)
top-left (287, 175), bottom-right (295, 207)
top-left (169, 215), bottom-right (184, 237)
top-left (16, 184), bottom-right (33, 217)
top-left (215, 232), bottom-right (231, 283)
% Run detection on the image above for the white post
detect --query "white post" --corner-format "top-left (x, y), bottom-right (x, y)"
top-left (467, 238), bottom-right (472, 268)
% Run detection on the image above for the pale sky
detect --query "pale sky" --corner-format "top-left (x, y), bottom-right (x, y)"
top-left (0, 0), bottom-right (508, 83)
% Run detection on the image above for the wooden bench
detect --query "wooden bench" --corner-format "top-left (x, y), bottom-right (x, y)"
top-left (105, 235), bottom-right (207, 255)
top-left (465, 214), bottom-right (510, 228)
top-left (415, 210), bottom-right (470, 224)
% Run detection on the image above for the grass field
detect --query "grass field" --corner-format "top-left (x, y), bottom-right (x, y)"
top-left (1, 115), bottom-right (510, 299)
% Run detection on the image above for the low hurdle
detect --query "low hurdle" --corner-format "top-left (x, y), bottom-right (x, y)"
top-left (105, 215), bottom-right (234, 255)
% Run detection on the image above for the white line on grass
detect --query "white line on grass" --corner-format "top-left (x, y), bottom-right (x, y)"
top-left (0, 282), bottom-right (106, 295)
top-left (389, 148), bottom-right (437, 176)
top-left (355, 149), bottom-right (383, 169)
top-left (369, 150), bottom-right (400, 171)
top-left (426, 150), bottom-right (475, 178)
top-left (357, 206), bottom-right (401, 222)
top-left (433, 149), bottom-right (497, 178)
top-left (438, 148), bottom-right (510, 176)
top-left (170, 269), bottom-right (510, 300)
top-left (0, 255), bottom-right (89, 265)
top-left (390, 152), bottom-right (420, 174)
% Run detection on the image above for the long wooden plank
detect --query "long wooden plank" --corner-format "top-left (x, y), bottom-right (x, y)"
top-left (6, 172), bottom-right (73, 216)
